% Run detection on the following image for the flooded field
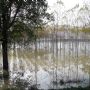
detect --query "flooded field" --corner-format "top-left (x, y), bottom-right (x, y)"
top-left (0, 40), bottom-right (90, 89)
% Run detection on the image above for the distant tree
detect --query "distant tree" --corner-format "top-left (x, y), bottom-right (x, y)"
top-left (0, 0), bottom-right (50, 78)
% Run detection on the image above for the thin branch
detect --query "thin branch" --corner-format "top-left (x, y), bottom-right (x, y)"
top-left (8, 0), bottom-right (23, 29)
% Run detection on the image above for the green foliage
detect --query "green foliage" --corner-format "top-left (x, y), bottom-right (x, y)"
top-left (8, 21), bottom-right (34, 43)
top-left (69, 27), bottom-right (90, 34)
top-left (80, 27), bottom-right (90, 33)
top-left (0, 0), bottom-right (50, 43)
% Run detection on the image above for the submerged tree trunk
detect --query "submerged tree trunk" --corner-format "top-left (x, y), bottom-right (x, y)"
top-left (2, 39), bottom-right (9, 78)
top-left (2, 26), bottom-right (9, 79)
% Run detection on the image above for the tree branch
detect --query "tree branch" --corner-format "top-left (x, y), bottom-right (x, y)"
top-left (8, 0), bottom-right (23, 29)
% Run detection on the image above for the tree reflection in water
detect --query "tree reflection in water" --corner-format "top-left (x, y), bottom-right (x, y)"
top-left (0, 41), bottom-right (90, 89)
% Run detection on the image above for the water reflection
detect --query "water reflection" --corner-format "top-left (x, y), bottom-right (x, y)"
top-left (0, 40), bottom-right (90, 89)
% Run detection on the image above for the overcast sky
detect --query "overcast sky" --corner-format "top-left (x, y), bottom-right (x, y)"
top-left (47, 0), bottom-right (90, 10)
top-left (47, 0), bottom-right (90, 26)
top-left (48, 0), bottom-right (80, 10)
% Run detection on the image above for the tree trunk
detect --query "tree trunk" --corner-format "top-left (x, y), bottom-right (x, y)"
top-left (2, 28), bottom-right (9, 79)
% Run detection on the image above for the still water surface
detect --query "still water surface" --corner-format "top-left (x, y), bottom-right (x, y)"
top-left (0, 40), bottom-right (90, 89)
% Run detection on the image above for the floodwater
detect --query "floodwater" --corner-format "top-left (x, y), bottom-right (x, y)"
top-left (0, 40), bottom-right (90, 89)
